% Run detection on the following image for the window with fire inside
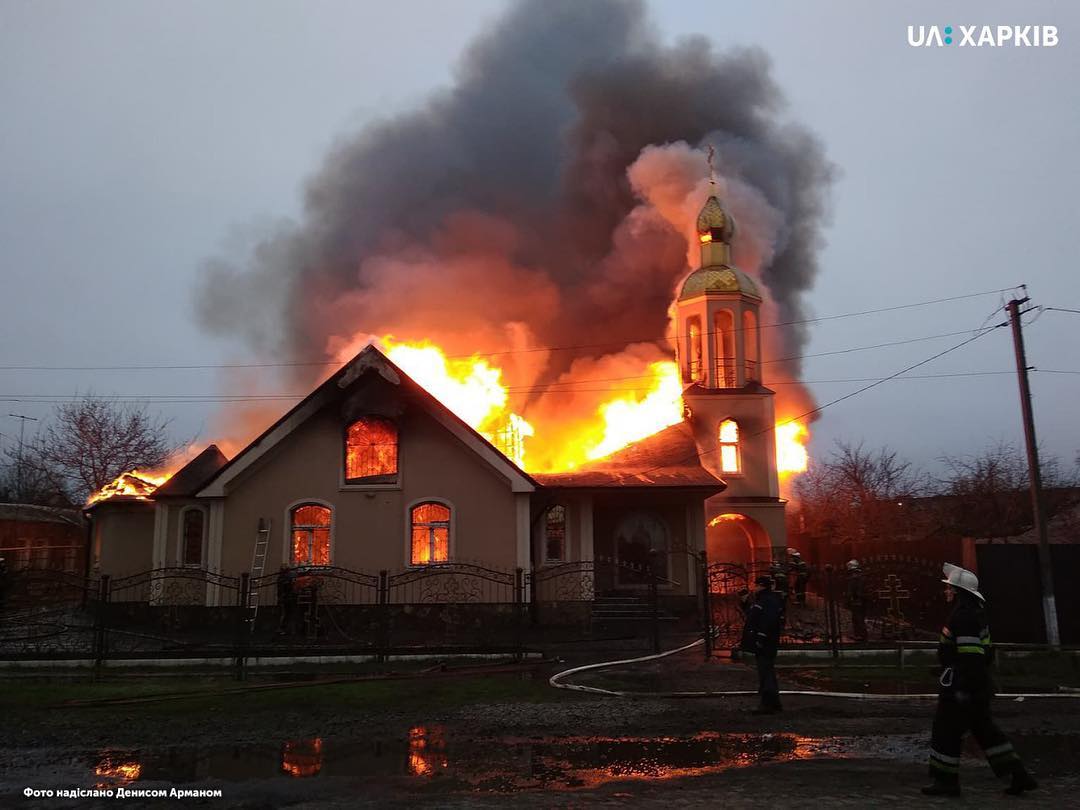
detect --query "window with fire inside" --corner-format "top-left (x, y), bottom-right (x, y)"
top-left (344, 416), bottom-right (398, 484)
top-left (411, 502), bottom-right (450, 566)
top-left (291, 503), bottom-right (331, 567)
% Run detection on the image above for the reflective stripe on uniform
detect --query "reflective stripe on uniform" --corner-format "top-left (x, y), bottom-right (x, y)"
top-left (929, 748), bottom-right (960, 765)
top-left (956, 645), bottom-right (985, 654)
top-left (955, 635), bottom-right (984, 645)
top-left (985, 743), bottom-right (1016, 761)
top-left (929, 748), bottom-right (961, 774)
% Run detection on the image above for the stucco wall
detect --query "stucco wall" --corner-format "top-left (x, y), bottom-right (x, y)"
top-left (91, 502), bottom-right (155, 579)
top-left (217, 400), bottom-right (520, 577)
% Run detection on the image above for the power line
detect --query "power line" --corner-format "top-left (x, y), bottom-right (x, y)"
top-left (609, 318), bottom-right (1009, 483)
top-left (0, 286), bottom-right (1014, 372)
top-left (0, 369), bottom-right (1029, 405)
top-left (0, 322), bottom-right (1015, 395)
top-left (1044, 306), bottom-right (1080, 315)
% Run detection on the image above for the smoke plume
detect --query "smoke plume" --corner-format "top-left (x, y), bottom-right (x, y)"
top-left (195, 0), bottom-right (834, 462)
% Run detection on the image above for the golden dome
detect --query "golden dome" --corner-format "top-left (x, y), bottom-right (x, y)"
top-left (696, 195), bottom-right (735, 242)
top-left (678, 266), bottom-right (761, 301)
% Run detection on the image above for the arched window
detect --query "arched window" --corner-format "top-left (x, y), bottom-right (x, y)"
top-left (291, 503), bottom-right (331, 566)
top-left (345, 417), bottom-right (398, 482)
top-left (744, 310), bottom-right (759, 382)
top-left (181, 508), bottom-right (205, 567)
top-left (719, 419), bottom-right (740, 474)
top-left (686, 317), bottom-right (703, 382)
top-left (545, 505), bottom-right (566, 562)
top-left (715, 310), bottom-right (736, 387)
top-left (410, 502), bottom-right (450, 565)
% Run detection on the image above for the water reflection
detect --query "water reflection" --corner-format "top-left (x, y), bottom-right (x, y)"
top-left (407, 726), bottom-right (448, 776)
top-left (82, 731), bottom-right (912, 792)
top-left (93, 753), bottom-right (142, 787)
top-left (281, 738), bottom-right (323, 778)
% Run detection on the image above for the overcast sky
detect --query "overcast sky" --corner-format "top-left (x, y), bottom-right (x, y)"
top-left (1, 0), bottom-right (1078, 479)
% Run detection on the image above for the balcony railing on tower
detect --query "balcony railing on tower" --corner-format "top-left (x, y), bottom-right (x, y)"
top-left (745, 359), bottom-right (759, 383)
top-left (714, 359), bottom-right (737, 388)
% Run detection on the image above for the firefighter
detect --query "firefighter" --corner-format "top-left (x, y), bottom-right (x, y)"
top-left (769, 560), bottom-right (790, 604)
top-left (789, 550), bottom-right (809, 607)
top-left (845, 559), bottom-right (868, 642)
top-left (923, 564), bottom-right (1037, 797)
top-left (740, 574), bottom-right (784, 714)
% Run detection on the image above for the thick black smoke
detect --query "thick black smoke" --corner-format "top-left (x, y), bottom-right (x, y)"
top-left (196, 0), bottom-right (833, 390)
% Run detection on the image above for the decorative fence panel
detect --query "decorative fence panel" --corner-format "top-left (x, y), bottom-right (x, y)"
top-left (0, 568), bottom-right (101, 658)
top-left (386, 563), bottom-right (517, 604)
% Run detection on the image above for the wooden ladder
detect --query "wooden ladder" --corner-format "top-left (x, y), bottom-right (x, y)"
top-left (247, 518), bottom-right (272, 622)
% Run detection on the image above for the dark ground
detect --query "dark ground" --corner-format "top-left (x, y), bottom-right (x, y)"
top-left (1, 646), bottom-right (1078, 808)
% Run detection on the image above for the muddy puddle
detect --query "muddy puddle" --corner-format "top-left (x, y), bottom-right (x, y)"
top-left (84, 730), bottom-right (887, 792)
top-left (82, 729), bottom-right (1080, 793)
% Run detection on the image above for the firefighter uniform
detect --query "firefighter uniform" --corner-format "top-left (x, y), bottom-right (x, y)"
top-left (925, 565), bottom-right (1035, 795)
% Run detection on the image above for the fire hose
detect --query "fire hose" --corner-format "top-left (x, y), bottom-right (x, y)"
top-left (548, 635), bottom-right (1080, 700)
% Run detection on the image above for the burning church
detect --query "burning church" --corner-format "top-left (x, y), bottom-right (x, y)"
top-left (85, 0), bottom-right (831, 605)
top-left (87, 189), bottom-right (795, 601)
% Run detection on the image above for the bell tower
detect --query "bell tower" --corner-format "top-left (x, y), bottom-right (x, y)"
top-left (677, 187), bottom-right (787, 564)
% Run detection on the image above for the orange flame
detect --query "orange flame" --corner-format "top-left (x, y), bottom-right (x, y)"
top-left (381, 338), bottom-right (535, 468)
top-left (380, 337), bottom-right (685, 473)
top-left (584, 361), bottom-right (683, 462)
top-left (94, 755), bottom-right (142, 785)
top-left (776, 420), bottom-right (809, 476)
top-left (86, 470), bottom-right (172, 506)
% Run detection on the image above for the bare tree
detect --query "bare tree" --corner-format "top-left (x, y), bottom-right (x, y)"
top-left (938, 441), bottom-right (1079, 537)
top-left (34, 396), bottom-right (180, 502)
top-left (0, 440), bottom-right (70, 505)
top-left (794, 441), bottom-right (926, 544)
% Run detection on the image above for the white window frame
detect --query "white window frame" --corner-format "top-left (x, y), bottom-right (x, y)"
top-left (718, 418), bottom-right (742, 476)
top-left (283, 498), bottom-right (335, 568)
top-left (405, 497), bottom-right (455, 568)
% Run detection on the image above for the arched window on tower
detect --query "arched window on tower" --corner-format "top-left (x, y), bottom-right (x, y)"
top-left (715, 310), bottom-right (736, 387)
top-left (686, 317), bottom-right (703, 382)
top-left (345, 416), bottom-right (398, 483)
top-left (719, 419), bottom-right (740, 474)
top-left (744, 310), bottom-right (759, 382)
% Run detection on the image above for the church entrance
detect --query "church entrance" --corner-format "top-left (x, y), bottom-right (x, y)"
top-left (611, 511), bottom-right (670, 589)
top-left (706, 512), bottom-right (771, 566)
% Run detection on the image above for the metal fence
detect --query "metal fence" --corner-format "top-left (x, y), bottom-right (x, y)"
top-left (0, 553), bottom-right (965, 672)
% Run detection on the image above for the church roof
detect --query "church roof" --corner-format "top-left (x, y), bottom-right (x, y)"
top-left (678, 265), bottom-right (761, 301)
top-left (696, 194), bottom-right (735, 240)
top-left (194, 344), bottom-right (538, 498)
top-left (152, 445), bottom-right (229, 498)
top-left (532, 421), bottom-right (725, 491)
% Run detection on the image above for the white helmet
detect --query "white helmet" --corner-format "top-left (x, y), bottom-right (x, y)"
top-left (942, 563), bottom-right (984, 601)
top-left (846, 559), bottom-right (860, 571)
top-left (788, 549), bottom-right (801, 558)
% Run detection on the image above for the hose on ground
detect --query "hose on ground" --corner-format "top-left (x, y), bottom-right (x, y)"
top-left (548, 636), bottom-right (1079, 700)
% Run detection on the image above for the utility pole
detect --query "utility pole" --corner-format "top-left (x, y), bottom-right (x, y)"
top-left (1005, 298), bottom-right (1059, 648)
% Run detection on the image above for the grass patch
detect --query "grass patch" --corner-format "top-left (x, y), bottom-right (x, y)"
top-left (0, 668), bottom-right (568, 721)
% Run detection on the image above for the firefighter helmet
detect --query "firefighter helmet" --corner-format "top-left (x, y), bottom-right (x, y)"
top-left (941, 563), bottom-right (984, 601)
top-left (846, 559), bottom-right (860, 571)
